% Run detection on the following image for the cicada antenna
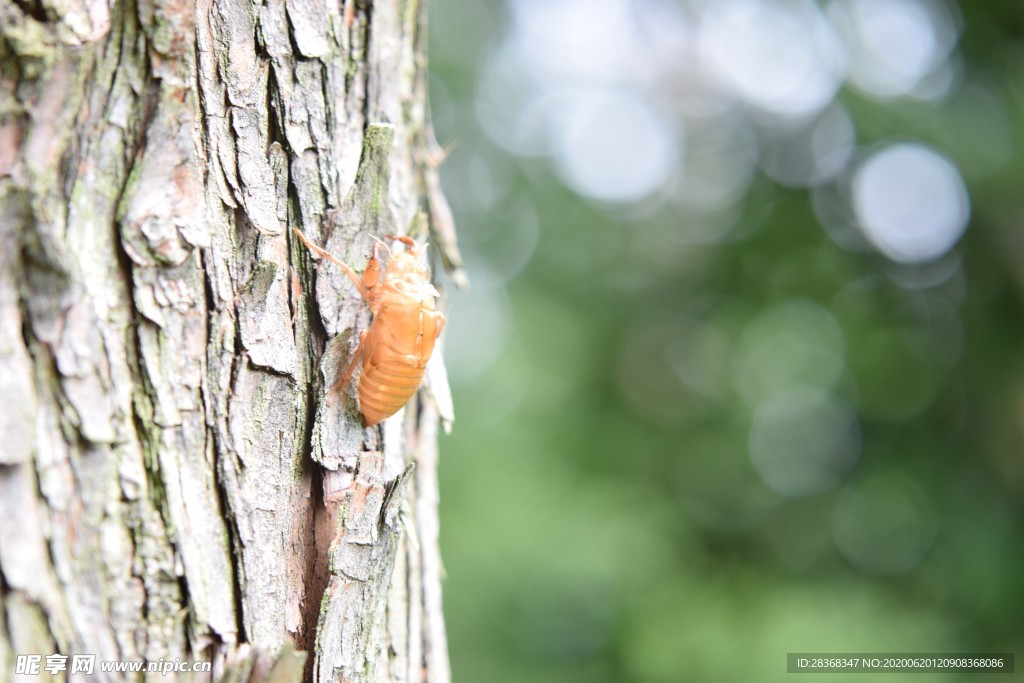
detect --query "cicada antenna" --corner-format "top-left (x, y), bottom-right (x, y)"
top-left (369, 234), bottom-right (393, 257)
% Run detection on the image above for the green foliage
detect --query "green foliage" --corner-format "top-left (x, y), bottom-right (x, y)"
top-left (430, 2), bottom-right (1024, 681)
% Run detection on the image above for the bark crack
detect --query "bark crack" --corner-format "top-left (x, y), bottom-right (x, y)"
top-left (9, 0), bottom-right (47, 24)
top-left (360, 0), bottom-right (373, 131)
top-left (200, 246), bottom-right (248, 647)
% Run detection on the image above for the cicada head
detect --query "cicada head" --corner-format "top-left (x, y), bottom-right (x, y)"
top-left (380, 237), bottom-right (438, 303)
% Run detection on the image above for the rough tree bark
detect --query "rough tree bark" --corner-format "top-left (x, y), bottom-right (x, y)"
top-left (0, 0), bottom-right (461, 679)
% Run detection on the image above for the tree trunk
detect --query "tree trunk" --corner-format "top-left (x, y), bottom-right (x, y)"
top-left (0, 0), bottom-right (459, 679)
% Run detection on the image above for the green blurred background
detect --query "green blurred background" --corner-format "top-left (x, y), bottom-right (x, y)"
top-left (427, 1), bottom-right (1024, 681)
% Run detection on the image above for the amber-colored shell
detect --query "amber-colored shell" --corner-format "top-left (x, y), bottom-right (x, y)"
top-left (358, 299), bottom-right (444, 425)
top-left (294, 228), bottom-right (444, 426)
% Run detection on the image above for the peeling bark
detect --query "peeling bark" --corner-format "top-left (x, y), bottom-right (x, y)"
top-left (0, 0), bottom-right (455, 679)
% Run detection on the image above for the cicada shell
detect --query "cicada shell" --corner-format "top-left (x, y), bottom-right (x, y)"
top-left (294, 229), bottom-right (445, 426)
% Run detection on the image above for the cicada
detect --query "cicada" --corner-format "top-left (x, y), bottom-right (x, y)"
top-left (294, 228), bottom-right (445, 426)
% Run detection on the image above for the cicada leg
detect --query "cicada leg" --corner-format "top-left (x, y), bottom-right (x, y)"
top-left (293, 227), bottom-right (372, 302)
top-left (336, 329), bottom-right (368, 392)
top-left (363, 240), bottom-right (383, 293)
top-left (382, 234), bottom-right (417, 251)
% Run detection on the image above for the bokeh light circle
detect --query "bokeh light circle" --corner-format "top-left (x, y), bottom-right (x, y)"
top-left (828, 0), bottom-right (961, 100)
top-left (553, 88), bottom-right (681, 203)
top-left (852, 143), bottom-right (970, 263)
top-left (733, 300), bottom-right (846, 407)
top-left (698, 0), bottom-right (847, 119)
top-left (749, 389), bottom-right (861, 496)
top-left (834, 473), bottom-right (940, 574)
